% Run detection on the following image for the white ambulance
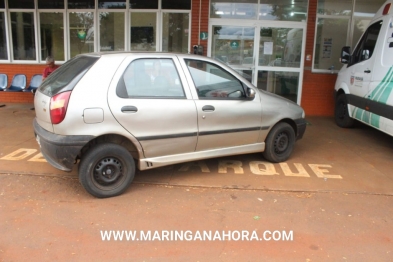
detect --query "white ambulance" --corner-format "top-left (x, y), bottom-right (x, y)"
top-left (334, 1), bottom-right (393, 136)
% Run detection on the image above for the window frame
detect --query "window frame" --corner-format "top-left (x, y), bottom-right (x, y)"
top-left (8, 9), bottom-right (39, 63)
top-left (160, 10), bottom-right (191, 53)
top-left (129, 10), bottom-right (159, 52)
top-left (185, 58), bottom-right (248, 100)
top-left (312, 15), bottom-right (350, 73)
top-left (38, 10), bottom-right (67, 63)
top-left (312, 0), bottom-right (386, 73)
top-left (117, 57), bottom-right (187, 99)
top-left (0, 10), bottom-right (10, 61)
top-left (0, 0), bottom-right (192, 64)
top-left (98, 10), bottom-right (126, 52)
top-left (348, 20), bottom-right (382, 67)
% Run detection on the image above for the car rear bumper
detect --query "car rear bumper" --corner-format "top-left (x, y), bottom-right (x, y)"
top-left (33, 118), bottom-right (94, 172)
top-left (294, 118), bottom-right (307, 140)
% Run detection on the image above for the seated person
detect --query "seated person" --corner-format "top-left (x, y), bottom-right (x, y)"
top-left (150, 60), bottom-right (169, 92)
top-left (43, 56), bottom-right (59, 80)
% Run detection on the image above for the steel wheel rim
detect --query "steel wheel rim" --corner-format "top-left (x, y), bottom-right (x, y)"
top-left (92, 157), bottom-right (126, 189)
top-left (274, 132), bottom-right (289, 155)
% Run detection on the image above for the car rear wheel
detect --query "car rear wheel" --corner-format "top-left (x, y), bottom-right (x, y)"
top-left (335, 93), bottom-right (354, 128)
top-left (79, 143), bottom-right (135, 198)
top-left (263, 122), bottom-right (295, 163)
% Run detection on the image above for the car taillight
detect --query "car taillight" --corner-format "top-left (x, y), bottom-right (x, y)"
top-left (50, 91), bottom-right (71, 124)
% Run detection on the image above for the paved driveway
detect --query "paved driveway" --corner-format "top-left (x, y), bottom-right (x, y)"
top-left (0, 103), bottom-right (392, 261)
top-left (1, 103), bottom-right (392, 195)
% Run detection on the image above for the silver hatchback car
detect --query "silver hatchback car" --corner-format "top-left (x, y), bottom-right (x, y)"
top-left (34, 52), bottom-right (306, 198)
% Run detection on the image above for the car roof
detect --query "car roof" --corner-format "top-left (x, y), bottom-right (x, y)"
top-left (77, 52), bottom-right (219, 64)
top-left (80, 51), bottom-right (190, 57)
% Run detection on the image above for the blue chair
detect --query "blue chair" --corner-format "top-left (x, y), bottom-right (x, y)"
top-left (0, 73), bottom-right (7, 91)
top-left (6, 74), bottom-right (26, 92)
top-left (24, 74), bottom-right (42, 93)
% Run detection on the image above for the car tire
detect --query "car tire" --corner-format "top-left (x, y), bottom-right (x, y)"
top-left (263, 122), bottom-right (296, 163)
top-left (79, 143), bottom-right (135, 198)
top-left (335, 94), bottom-right (354, 128)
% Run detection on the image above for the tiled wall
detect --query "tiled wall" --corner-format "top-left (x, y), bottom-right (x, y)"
top-left (0, 64), bottom-right (45, 103)
top-left (301, 0), bottom-right (337, 116)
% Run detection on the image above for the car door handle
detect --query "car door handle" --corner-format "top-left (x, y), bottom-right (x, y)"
top-left (364, 70), bottom-right (371, 73)
top-left (121, 106), bottom-right (138, 113)
top-left (202, 105), bottom-right (215, 112)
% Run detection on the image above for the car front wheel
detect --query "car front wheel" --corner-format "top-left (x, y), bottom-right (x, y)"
top-left (263, 122), bottom-right (296, 163)
top-left (79, 143), bottom-right (135, 198)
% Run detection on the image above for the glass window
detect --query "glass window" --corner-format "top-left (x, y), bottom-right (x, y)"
top-left (118, 58), bottom-right (185, 98)
top-left (234, 69), bottom-right (252, 83)
top-left (162, 13), bottom-right (189, 53)
top-left (40, 56), bottom-right (99, 96)
top-left (257, 71), bottom-right (299, 103)
top-left (314, 0), bottom-right (386, 72)
top-left (129, 0), bottom-right (158, 9)
top-left (350, 20), bottom-right (382, 66)
top-left (38, 0), bottom-right (64, 9)
top-left (162, 0), bottom-right (191, 10)
top-left (355, 0), bottom-right (386, 14)
top-left (0, 12), bottom-right (7, 60)
top-left (10, 12), bottom-right (36, 61)
top-left (0, 0), bottom-right (5, 8)
top-left (211, 0), bottom-right (258, 20)
top-left (185, 59), bottom-right (246, 99)
top-left (130, 12), bottom-right (156, 51)
top-left (313, 18), bottom-right (349, 71)
top-left (352, 17), bottom-right (371, 50)
top-left (68, 0), bottom-right (95, 9)
top-left (8, 0), bottom-right (34, 9)
top-left (351, 0), bottom-right (385, 49)
top-left (69, 12), bottom-right (94, 58)
top-left (211, 26), bottom-right (254, 66)
top-left (100, 12), bottom-right (125, 52)
top-left (317, 0), bottom-right (352, 16)
top-left (98, 0), bottom-right (126, 9)
top-left (259, 0), bottom-right (308, 22)
top-left (259, 27), bottom-right (303, 68)
top-left (40, 13), bottom-right (65, 61)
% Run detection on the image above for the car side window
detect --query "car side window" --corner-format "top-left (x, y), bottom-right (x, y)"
top-left (350, 20), bottom-right (382, 66)
top-left (116, 58), bottom-right (185, 98)
top-left (185, 59), bottom-right (246, 99)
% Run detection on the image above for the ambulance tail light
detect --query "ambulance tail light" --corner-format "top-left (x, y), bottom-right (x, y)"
top-left (383, 3), bottom-right (391, 15)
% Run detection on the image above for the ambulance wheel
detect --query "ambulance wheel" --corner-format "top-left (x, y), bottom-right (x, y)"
top-left (335, 94), bottom-right (354, 128)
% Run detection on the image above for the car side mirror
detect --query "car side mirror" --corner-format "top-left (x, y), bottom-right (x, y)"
top-left (340, 46), bottom-right (351, 64)
top-left (246, 87), bottom-right (256, 100)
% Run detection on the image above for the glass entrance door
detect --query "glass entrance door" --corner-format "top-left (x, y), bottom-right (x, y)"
top-left (255, 26), bottom-right (304, 103)
top-left (210, 24), bottom-right (306, 104)
top-left (211, 26), bottom-right (256, 84)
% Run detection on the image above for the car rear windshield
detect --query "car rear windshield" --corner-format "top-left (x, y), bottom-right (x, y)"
top-left (39, 55), bottom-right (99, 97)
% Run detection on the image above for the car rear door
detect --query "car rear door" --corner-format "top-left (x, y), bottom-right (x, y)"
top-left (179, 57), bottom-right (263, 151)
top-left (108, 55), bottom-right (198, 158)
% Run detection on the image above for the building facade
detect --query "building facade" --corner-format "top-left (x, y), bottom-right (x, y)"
top-left (0, 0), bottom-right (386, 115)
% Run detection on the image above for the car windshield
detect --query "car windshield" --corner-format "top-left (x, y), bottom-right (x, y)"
top-left (39, 55), bottom-right (99, 97)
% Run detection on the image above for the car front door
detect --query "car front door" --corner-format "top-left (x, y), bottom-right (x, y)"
top-left (181, 58), bottom-right (263, 151)
top-left (349, 20), bottom-right (382, 98)
top-left (348, 20), bottom-right (383, 120)
top-left (108, 56), bottom-right (198, 158)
